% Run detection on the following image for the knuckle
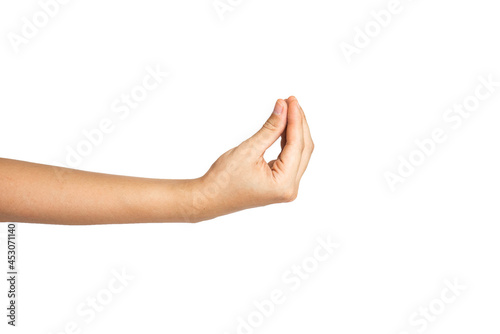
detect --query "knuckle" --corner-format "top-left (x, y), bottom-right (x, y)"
top-left (307, 141), bottom-right (315, 152)
top-left (279, 185), bottom-right (298, 203)
top-left (262, 120), bottom-right (279, 132)
top-left (239, 139), bottom-right (258, 155)
top-left (299, 138), bottom-right (306, 151)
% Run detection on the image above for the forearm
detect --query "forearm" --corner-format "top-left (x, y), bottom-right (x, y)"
top-left (0, 97), bottom-right (313, 225)
top-left (0, 158), bottom-right (198, 225)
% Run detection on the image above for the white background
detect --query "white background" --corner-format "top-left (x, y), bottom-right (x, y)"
top-left (1, 0), bottom-right (500, 333)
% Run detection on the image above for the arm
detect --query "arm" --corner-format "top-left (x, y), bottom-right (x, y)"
top-left (0, 97), bottom-right (314, 225)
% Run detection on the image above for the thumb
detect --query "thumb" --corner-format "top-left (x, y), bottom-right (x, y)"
top-left (247, 99), bottom-right (287, 153)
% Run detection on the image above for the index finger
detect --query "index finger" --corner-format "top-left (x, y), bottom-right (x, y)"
top-left (277, 96), bottom-right (304, 174)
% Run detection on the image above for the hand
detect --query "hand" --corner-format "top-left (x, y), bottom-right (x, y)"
top-left (0, 97), bottom-right (312, 225)
top-left (191, 96), bottom-right (314, 222)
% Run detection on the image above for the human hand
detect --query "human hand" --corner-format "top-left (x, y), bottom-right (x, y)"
top-left (191, 96), bottom-right (314, 222)
top-left (0, 99), bottom-right (312, 225)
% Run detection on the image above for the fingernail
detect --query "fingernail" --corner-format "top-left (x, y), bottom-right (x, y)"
top-left (273, 101), bottom-right (283, 115)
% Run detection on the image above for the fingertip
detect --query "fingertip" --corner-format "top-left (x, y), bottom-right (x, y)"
top-left (273, 99), bottom-right (287, 116)
top-left (277, 98), bottom-right (287, 109)
top-left (287, 98), bottom-right (301, 118)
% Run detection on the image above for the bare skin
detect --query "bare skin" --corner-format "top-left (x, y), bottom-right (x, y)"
top-left (0, 97), bottom-right (314, 225)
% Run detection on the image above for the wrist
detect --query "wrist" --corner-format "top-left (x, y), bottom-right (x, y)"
top-left (150, 178), bottom-right (207, 223)
top-left (185, 176), bottom-right (218, 223)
